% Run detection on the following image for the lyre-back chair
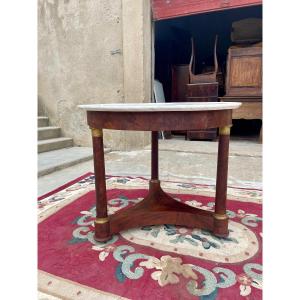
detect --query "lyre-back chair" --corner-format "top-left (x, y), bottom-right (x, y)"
top-left (189, 35), bottom-right (218, 84)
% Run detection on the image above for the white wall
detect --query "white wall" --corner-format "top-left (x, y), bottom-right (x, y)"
top-left (38, 0), bottom-right (152, 150)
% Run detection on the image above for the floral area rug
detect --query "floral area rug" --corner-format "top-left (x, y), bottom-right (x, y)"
top-left (38, 173), bottom-right (262, 300)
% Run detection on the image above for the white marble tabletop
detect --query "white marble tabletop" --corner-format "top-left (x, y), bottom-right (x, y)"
top-left (78, 102), bottom-right (241, 112)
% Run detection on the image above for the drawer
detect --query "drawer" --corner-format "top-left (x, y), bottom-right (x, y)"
top-left (186, 82), bottom-right (218, 97)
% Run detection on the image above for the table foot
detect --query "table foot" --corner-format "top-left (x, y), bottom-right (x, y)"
top-left (94, 235), bottom-right (112, 243)
top-left (213, 214), bottom-right (229, 237)
top-left (94, 217), bottom-right (111, 242)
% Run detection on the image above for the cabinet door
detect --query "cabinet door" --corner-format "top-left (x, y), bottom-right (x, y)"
top-left (226, 46), bottom-right (262, 96)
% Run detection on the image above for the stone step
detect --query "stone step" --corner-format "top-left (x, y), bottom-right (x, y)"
top-left (38, 126), bottom-right (61, 140)
top-left (38, 137), bottom-right (73, 153)
top-left (38, 116), bottom-right (49, 127)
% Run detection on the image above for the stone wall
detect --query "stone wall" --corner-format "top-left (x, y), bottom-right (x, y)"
top-left (38, 0), bottom-right (152, 150)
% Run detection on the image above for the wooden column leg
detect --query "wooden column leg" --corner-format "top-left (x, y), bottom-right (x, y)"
top-left (213, 125), bottom-right (231, 237)
top-left (150, 131), bottom-right (160, 191)
top-left (151, 131), bottom-right (159, 180)
top-left (90, 128), bottom-right (111, 242)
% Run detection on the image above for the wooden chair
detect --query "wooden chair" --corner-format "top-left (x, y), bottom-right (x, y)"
top-left (189, 35), bottom-right (218, 84)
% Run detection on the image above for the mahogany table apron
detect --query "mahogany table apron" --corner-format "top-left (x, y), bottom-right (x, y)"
top-left (80, 103), bottom-right (240, 242)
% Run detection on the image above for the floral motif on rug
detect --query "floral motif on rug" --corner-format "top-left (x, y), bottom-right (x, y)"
top-left (38, 174), bottom-right (262, 299)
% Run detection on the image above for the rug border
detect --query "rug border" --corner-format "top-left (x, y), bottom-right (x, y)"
top-left (38, 270), bottom-right (130, 300)
top-left (38, 172), bottom-right (262, 202)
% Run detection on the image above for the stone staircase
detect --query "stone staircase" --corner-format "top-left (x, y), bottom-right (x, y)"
top-left (38, 115), bottom-right (110, 177)
top-left (38, 116), bottom-right (73, 153)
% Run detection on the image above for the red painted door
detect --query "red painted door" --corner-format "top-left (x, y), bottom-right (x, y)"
top-left (152, 0), bottom-right (262, 20)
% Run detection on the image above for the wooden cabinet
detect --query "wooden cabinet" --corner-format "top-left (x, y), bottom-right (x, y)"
top-left (224, 43), bottom-right (262, 142)
top-left (171, 66), bottom-right (219, 140)
top-left (225, 44), bottom-right (262, 97)
top-left (186, 82), bottom-right (218, 140)
top-left (171, 64), bottom-right (190, 102)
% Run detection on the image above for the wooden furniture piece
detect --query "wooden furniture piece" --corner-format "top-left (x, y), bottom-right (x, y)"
top-left (231, 18), bottom-right (262, 44)
top-left (171, 64), bottom-right (189, 102)
top-left (225, 43), bottom-right (262, 97)
top-left (79, 102), bottom-right (241, 242)
top-left (186, 82), bottom-right (218, 140)
top-left (220, 96), bottom-right (262, 141)
top-left (224, 43), bottom-right (262, 141)
top-left (189, 35), bottom-right (218, 84)
top-left (184, 36), bottom-right (220, 140)
top-left (171, 64), bottom-right (190, 136)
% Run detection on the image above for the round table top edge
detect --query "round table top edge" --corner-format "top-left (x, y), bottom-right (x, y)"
top-left (78, 102), bottom-right (242, 112)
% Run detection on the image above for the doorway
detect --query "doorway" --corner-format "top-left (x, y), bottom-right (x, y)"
top-left (153, 5), bottom-right (262, 140)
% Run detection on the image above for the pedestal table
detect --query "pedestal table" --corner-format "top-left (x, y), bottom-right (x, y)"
top-left (79, 102), bottom-right (241, 242)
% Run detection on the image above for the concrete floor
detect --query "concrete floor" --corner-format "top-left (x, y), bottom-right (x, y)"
top-left (38, 147), bottom-right (93, 177)
top-left (38, 139), bottom-right (262, 196)
top-left (38, 146), bottom-right (111, 177)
